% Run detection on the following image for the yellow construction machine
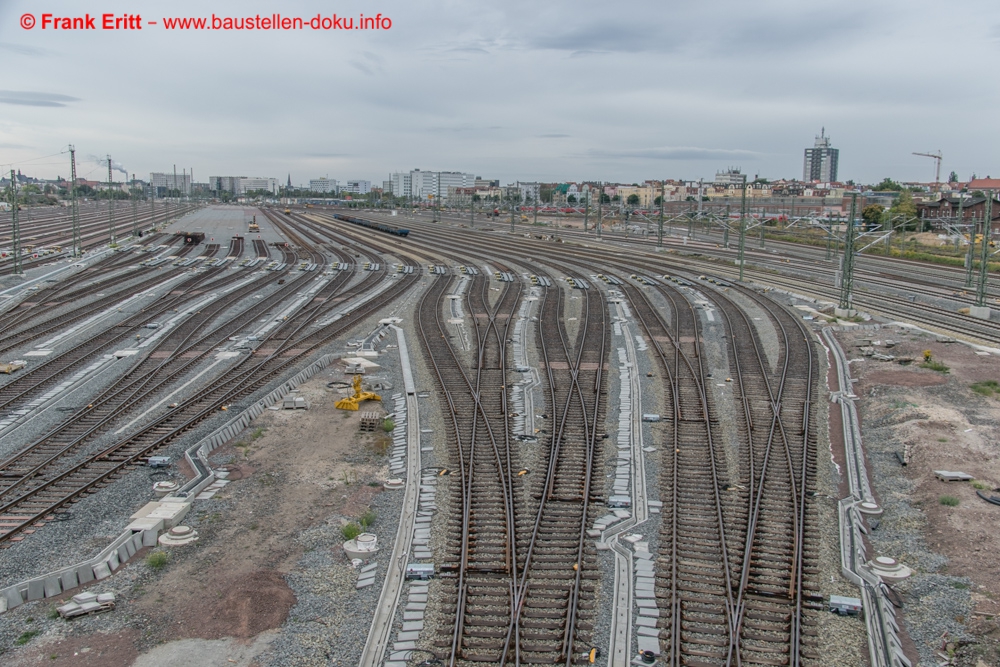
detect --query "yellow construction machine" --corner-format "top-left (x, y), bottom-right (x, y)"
top-left (335, 374), bottom-right (381, 410)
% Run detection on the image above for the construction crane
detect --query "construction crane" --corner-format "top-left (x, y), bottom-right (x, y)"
top-left (913, 150), bottom-right (943, 187)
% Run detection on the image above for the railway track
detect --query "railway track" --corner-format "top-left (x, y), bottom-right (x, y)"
top-left (0, 251), bottom-right (415, 544)
top-left (414, 256), bottom-right (608, 665)
top-left (0, 202), bottom-right (202, 275)
top-left (323, 213), bottom-right (833, 664)
top-left (417, 270), bottom-right (523, 664)
top-left (619, 276), bottom-right (740, 665)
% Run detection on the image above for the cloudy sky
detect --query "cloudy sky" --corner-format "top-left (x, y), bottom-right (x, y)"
top-left (0, 0), bottom-right (997, 186)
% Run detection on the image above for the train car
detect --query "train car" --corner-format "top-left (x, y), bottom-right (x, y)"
top-left (332, 213), bottom-right (410, 238)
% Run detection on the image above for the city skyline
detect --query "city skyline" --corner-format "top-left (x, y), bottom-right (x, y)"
top-left (1, 0), bottom-right (998, 185)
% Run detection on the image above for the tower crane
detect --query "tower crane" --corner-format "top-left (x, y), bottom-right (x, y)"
top-left (913, 150), bottom-right (943, 187)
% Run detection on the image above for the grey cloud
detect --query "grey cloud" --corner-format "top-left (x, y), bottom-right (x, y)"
top-left (591, 147), bottom-right (762, 161)
top-left (0, 90), bottom-right (79, 107)
top-left (304, 153), bottom-right (352, 158)
top-left (0, 43), bottom-right (51, 57)
top-left (0, 142), bottom-right (33, 149)
top-left (350, 51), bottom-right (385, 76)
top-left (526, 22), bottom-right (667, 55)
top-left (519, 6), bottom-right (862, 57)
top-left (539, 134), bottom-right (571, 139)
top-left (427, 125), bottom-right (504, 134)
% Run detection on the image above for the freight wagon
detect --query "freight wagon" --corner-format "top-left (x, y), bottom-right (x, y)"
top-left (332, 213), bottom-right (410, 237)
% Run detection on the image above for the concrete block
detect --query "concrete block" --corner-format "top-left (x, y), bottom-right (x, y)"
top-left (131, 501), bottom-right (162, 521)
top-left (61, 570), bottom-right (79, 592)
top-left (119, 543), bottom-right (132, 563)
top-left (3, 587), bottom-right (23, 610)
top-left (107, 551), bottom-right (120, 571)
top-left (637, 627), bottom-right (659, 637)
top-left (396, 631), bottom-right (421, 641)
top-left (636, 616), bottom-right (657, 628)
top-left (143, 529), bottom-right (159, 547)
top-left (132, 532), bottom-right (144, 552)
top-left (93, 562), bottom-right (112, 580)
top-left (971, 306), bottom-right (991, 320)
top-left (401, 621), bottom-right (423, 632)
top-left (128, 517), bottom-right (164, 533)
top-left (77, 565), bottom-right (95, 585)
top-left (27, 579), bottom-right (45, 601)
top-left (393, 642), bottom-right (417, 651)
top-left (44, 576), bottom-right (62, 598)
top-left (637, 637), bottom-right (660, 655)
top-left (408, 593), bottom-right (428, 603)
top-left (402, 611), bottom-right (423, 621)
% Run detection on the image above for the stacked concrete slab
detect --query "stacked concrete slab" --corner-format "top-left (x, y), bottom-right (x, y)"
top-left (387, 394), bottom-right (408, 479)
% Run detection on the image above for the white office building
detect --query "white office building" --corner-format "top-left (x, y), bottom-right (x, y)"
top-left (208, 176), bottom-right (245, 194)
top-left (239, 177), bottom-right (278, 195)
top-left (309, 178), bottom-right (339, 193)
top-left (150, 172), bottom-right (191, 195)
top-left (345, 180), bottom-right (371, 194)
top-left (714, 168), bottom-right (744, 186)
top-left (389, 169), bottom-right (477, 200)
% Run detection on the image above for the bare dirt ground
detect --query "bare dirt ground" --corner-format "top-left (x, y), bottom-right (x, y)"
top-left (842, 326), bottom-right (1000, 665)
top-left (5, 370), bottom-right (391, 666)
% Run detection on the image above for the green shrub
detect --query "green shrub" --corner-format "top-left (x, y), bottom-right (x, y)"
top-left (971, 380), bottom-right (1000, 397)
top-left (359, 510), bottom-right (377, 529)
top-left (16, 631), bottom-right (39, 646)
top-left (382, 419), bottom-right (395, 432)
top-left (972, 481), bottom-right (988, 490)
top-left (146, 550), bottom-right (169, 570)
top-left (920, 360), bottom-right (949, 373)
top-left (939, 495), bottom-right (960, 507)
top-left (341, 522), bottom-right (361, 540)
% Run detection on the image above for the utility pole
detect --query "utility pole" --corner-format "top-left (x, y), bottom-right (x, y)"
top-left (737, 175), bottom-right (748, 281)
top-left (131, 173), bottom-right (138, 237)
top-left (9, 169), bottom-right (22, 275)
top-left (509, 187), bottom-right (516, 233)
top-left (533, 191), bottom-right (538, 225)
top-left (975, 192), bottom-right (993, 309)
top-left (583, 189), bottom-right (589, 232)
top-left (107, 156), bottom-right (116, 245)
top-left (657, 180), bottom-right (664, 248)
top-left (723, 204), bottom-right (730, 247)
top-left (596, 183), bottom-right (603, 240)
top-left (759, 199), bottom-right (766, 248)
top-left (69, 145), bottom-right (81, 257)
top-left (839, 192), bottom-right (859, 311)
top-left (963, 197), bottom-right (975, 288)
top-left (470, 193), bottom-right (475, 228)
